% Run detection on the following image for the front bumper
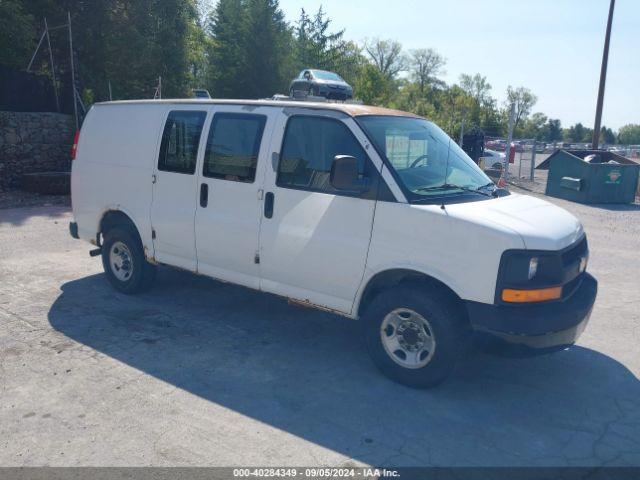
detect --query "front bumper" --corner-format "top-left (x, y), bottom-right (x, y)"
top-left (466, 273), bottom-right (597, 349)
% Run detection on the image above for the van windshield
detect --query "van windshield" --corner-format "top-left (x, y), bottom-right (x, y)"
top-left (357, 116), bottom-right (493, 201)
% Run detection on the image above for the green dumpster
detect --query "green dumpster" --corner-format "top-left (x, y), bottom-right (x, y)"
top-left (538, 150), bottom-right (639, 204)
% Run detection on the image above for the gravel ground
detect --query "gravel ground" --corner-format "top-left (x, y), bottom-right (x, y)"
top-left (0, 188), bottom-right (639, 467)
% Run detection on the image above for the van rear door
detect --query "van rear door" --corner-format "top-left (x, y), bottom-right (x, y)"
top-left (194, 105), bottom-right (277, 289)
top-left (150, 107), bottom-right (208, 271)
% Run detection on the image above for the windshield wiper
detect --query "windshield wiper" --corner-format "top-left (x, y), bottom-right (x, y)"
top-left (415, 183), bottom-right (493, 197)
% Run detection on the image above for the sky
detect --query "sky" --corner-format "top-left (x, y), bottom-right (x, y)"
top-left (277, 0), bottom-right (638, 130)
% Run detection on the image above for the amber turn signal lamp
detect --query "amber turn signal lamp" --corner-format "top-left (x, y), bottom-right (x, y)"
top-left (501, 286), bottom-right (562, 303)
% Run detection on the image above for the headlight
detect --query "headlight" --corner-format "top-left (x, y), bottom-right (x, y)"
top-left (496, 239), bottom-right (588, 304)
top-left (497, 250), bottom-right (564, 303)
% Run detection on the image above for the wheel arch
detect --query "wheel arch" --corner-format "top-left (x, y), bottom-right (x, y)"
top-left (98, 208), bottom-right (142, 245)
top-left (355, 268), bottom-right (464, 318)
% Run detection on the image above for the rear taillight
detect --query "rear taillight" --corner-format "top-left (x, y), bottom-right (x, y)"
top-left (70, 130), bottom-right (80, 160)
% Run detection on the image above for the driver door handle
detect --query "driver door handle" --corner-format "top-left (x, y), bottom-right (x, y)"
top-left (264, 192), bottom-right (274, 218)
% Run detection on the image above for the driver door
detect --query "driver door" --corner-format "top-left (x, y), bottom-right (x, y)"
top-left (257, 113), bottom-right (389, 314)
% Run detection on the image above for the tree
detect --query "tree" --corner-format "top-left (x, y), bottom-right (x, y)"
top-left (243, 0), bottom-right (291, 98)
top-left (353, 63), bottom-right (393, 105)
top-left (295, 7), bottom-right (341, 71)
top-left (0, 0), bottom-right (36, 69)
top-left (186, 9), bottom-right (210, 89)
top-left (152, 0), bottom-right (202, 97)
top-left (618, 124), bottom-right (640, 145)
top-left (433, 84), bottom-right (477, 138)
top-left (331, 40), bottom-right (367, 87)
top-left (505, 86), bottom-right (537, 130)
top-left (519, 112), bottom-right (547, 139)
top-left (458, 73), bottom-right (493, 130)
top-left (409, 48), bottom-right (445, 93)
top-left (292, 7), bottom-right (364, 85)
top-left (459, 73), bottom-right (491, 106)
top-left (363, 38), bottom-right (406, 79)
top-left (206, 0), bottom-right (291, 98)
top-left (565, 123), bottom-right (587, 142)
top-left (15, 0), bottom-right (203, 102)
top-left (206, 0), bottom-right (249, 98)
top-left (546, 119), bottom-right (563, 142)
top-left (600, 126), bottom-right (616, 145)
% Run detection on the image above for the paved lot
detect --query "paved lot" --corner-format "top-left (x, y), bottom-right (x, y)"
top-left (1, 190), bottom-right (639, 467)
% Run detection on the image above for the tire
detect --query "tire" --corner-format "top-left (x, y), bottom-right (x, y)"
top-left (363, 284), bottom-right (469, 388)
top-left (101, 226), bottom-right (156, 294)
top-left (309, 85), bottom-right (318, 97)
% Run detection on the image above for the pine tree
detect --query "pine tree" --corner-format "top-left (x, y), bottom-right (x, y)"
top-left (293, 7), bottom-right (363, 85)
top-left (243, 0), bottom-right (291, 98)
top-left (206, 0), bottom-right (248, 98)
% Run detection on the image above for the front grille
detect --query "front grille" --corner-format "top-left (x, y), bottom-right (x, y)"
top-left (560, 236), bottom-right (588, 299)
top-left (562, 236), bottom-right (587, 268)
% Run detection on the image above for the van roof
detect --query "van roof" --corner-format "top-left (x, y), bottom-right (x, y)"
top-left (93, 98), bottom-right (420, 118)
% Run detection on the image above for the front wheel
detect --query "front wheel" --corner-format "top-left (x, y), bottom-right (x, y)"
top-left (363, 284), bottom-right (469, 388)
top-left (101, 227), bottom-right (156, 294)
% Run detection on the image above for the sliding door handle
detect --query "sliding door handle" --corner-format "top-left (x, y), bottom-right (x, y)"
top-left (200, 183), bottom-right (208, 208)
top-left (264, 192), bottom-right (274, 218)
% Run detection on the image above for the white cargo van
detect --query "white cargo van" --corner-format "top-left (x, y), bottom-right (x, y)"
top-left (70, 99), bottom-right (597, 387)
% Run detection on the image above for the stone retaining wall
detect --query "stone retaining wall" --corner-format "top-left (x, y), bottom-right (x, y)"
top-left (0, 111), bottom-right (75, 191)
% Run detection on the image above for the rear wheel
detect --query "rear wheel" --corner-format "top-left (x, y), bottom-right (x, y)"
top-left (101, 226), bottom-right (156, 294)
top-left (363, 284), bottom-right (469, 388)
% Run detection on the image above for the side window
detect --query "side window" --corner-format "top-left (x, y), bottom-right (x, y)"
top-left (277, 116), bottom-right (376, 195)
top-left (158, 111), bottom-right (206, 174)
top-left (203, 113), bottom-right (266, 183)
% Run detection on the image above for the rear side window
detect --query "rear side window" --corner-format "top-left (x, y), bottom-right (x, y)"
top-left (158, 111), bottom-right (206, 174)
top-left (277, 116), bottom-right (374, 195)
top-left (203, 113), bottom-right (266, 183)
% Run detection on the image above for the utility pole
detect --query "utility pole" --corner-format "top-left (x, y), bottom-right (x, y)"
top-left (459, 120), bottom-right (465, 147)
top-left (44, 18), bottom-right (60, 112)
top-left (502, 103), bottom-right (515, 179)
top-left (530, 139), bottom-right (537, 181)
top-left (68, 11), bottom-right (78, 130)
top-left (592, 0), bottom-right (615, 149)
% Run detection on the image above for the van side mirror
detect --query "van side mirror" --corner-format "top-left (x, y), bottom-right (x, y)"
top-left (330, 155), bottom-right (369, 192)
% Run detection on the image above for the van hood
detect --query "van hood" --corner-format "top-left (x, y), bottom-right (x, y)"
top-left (442, 193), bottom-right (584, 251)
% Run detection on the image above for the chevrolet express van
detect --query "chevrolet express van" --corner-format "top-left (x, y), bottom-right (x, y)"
top-left (69, 99), bottom-right (597, 388)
